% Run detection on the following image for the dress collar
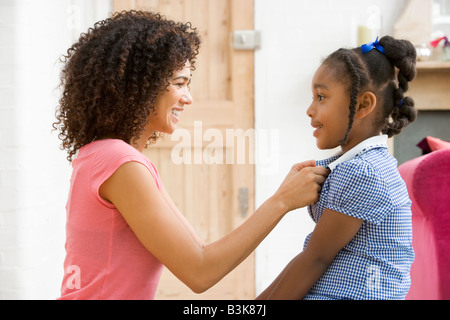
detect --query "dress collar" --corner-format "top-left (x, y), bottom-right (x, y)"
top-left (326, 135), bottom-right (388, 171)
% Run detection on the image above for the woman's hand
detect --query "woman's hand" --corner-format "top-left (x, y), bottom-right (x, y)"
top-left (273, 161), bottom-right (329, 212)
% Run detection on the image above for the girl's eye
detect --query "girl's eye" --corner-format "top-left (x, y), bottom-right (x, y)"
top-left (312, 94), bottom-right (324, 102)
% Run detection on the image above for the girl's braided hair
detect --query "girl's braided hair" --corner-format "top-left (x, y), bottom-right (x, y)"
top-left (53, 10), bottom-right (201, 161)
top-left (322, 35), bottom-right (417, 143)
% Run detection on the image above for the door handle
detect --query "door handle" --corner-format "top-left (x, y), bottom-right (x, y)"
top-left (232, 30), bottom-right (260, 50)
top-left (238, 187), bottom-right (249, 218)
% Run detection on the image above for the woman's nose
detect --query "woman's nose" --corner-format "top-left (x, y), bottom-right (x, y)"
top-left (181, 89), bottom-right (193, 105)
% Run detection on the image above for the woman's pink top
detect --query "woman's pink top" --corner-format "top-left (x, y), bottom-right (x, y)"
top-left (59, 139), bottom-right (164, 300)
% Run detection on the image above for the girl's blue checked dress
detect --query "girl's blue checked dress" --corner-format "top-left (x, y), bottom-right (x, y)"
top-left (303, 135), bottom-right (414, 300)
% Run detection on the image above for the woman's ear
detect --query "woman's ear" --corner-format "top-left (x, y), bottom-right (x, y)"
top-left (355, 91), bottom-right (377, 119)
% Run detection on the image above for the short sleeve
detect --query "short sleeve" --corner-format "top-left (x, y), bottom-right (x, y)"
top-left (89, 140), bottom-right (163, 207)
top-left (325, 160), bottom-right (394, 225)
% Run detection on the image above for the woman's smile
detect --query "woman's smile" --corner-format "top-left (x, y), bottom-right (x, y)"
top-left (170, 107), bottom-right (184, 123)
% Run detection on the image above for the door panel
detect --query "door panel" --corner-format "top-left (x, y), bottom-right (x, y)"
top-left (113, 0), bottom-right (255, 300)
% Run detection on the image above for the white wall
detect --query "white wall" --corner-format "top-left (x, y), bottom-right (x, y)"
top-left (0, 0), bottom-right (111, 299)
top-left (254, 0), bottom-right (407, 295)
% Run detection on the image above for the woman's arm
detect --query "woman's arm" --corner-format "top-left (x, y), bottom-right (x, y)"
top-left (256, 208), bottom-right (363, 300)
top-left (99, 160), bottom-right (328, 293)
top-left (160, 185), bottom-right (204, 247)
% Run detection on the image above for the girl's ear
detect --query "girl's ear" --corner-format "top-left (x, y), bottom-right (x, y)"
top-left (355, 91), bottom-right (377, 119)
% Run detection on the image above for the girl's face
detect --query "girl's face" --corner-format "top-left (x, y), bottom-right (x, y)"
top-left (148, 61), bottom-right (193, 134)
top-left (306, 64), bottom-right (352, 151)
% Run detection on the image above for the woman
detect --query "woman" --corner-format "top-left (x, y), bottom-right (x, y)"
top-left (54, 10), bottom-right (328, 299)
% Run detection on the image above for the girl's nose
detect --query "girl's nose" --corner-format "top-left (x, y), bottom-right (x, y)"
top-left (306, 103), bottom-right (314, 118)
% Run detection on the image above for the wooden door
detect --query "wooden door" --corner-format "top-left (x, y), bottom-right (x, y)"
top-left (113, 0), bottom-right (255, 299)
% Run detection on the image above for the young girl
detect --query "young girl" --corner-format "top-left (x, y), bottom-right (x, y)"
top-left (257, 36), bottom-right (417, 300)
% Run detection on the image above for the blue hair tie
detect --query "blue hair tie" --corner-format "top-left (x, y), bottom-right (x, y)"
top-left (361, 37), bottom-right (386, 55)
top-left (397, 98), bottom-right (405, 109)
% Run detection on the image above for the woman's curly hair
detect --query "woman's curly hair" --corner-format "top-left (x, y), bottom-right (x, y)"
top-left (53, 10), bottom-right (201, 161)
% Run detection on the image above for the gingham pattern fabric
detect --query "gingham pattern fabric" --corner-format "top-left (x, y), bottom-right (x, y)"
top-left (303, 136), bottom-right (414, 300)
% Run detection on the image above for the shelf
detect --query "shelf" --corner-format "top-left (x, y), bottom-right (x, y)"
top-left (409, 61), bottom-right (450, 111)
top-left (433, 16), bottom-right (450, 25)
top-left (416, 60), bottom-right (450, 70)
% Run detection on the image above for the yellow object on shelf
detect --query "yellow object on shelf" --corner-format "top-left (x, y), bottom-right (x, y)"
top-left (358, 25), bottom-right (373, 46)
